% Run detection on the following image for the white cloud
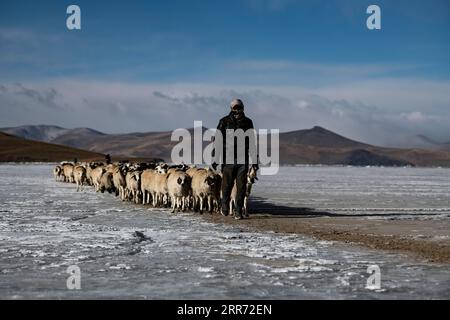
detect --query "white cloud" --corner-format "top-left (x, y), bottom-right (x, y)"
top-left (401, 111), bottom-right (426, 123)
top-left (1, 78), bottom-right (450, 146)
top-left (0, 27), bottom-right (62, 48)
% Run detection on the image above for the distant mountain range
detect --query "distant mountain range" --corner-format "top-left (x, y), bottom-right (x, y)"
top-left (0, 125), bottom-right (105, 143)
top-left (2, 124), bottom-right (450, 166)
top-left (389, 134), bottom-right (450, 151)
top-left (278, 126), bottom-right (450, 166)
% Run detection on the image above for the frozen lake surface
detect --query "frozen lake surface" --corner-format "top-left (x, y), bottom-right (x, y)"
top-left (0, 164), bottom-right (449, 299)
top-left (255, 166), bottom-right (450, 219)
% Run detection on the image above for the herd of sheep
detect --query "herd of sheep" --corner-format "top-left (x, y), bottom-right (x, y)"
top-left (52, 161), bottom-right (258, 217)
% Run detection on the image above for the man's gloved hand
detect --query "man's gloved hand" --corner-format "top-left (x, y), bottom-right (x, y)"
top-left (211, 162), bottom-right (218, 171)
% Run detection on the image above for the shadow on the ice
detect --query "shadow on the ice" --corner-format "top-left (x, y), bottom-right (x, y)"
top-left (248, 197), bottom-right (439, 218)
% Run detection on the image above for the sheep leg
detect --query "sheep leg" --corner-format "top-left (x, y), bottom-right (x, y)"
top-left (171, 196), bottom-right (176, 213)
top-left (192, 196), bottom-right (197, 212)
top-left (135, 191), bottom-right (139, 204)
top-left (208, 196), bottom-right (213, 213)
top-left (243, 196), bottom-right (249, 217)
top-left (229, 199), bottom-right (234, 216)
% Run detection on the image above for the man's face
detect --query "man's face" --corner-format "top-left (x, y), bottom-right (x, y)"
top-left (231, 106), bottom-right (244, 119)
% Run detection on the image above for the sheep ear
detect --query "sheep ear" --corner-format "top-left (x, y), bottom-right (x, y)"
top-left (177, 177), bottom-right (182, 184)
top-left (255, 176), bottom-right (259, 180)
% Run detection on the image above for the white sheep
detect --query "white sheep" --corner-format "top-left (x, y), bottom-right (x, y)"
top-left (125, 170), bottom-right (141, 204)
top-left (53, 165), bottom-right (64, 181)
top-left (99, 171), bottom-right (115, 194)
top-left (167, 170), bottom-right (191, 213)
top-left (191, 168), bottom-right (219, 214)
top-left (112, 166), bottom-right (127, 201)
top-left (141, 169), bottom-right (156, 205)
top-left (85, 162), bottom-right (101, 186)
top-left (73, 165), bottom-right (87, 192)
top-left (62, 163), bottom-right (74, 183)
top-left (153, 169), bottom-right (169, 207)
top-left (90, 166), bottom-right (105, 192)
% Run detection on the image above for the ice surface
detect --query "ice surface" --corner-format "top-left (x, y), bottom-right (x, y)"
top-left (0, 164), bottom-right (449, 299)
top-left (254, 166), bottom-right (450, 219)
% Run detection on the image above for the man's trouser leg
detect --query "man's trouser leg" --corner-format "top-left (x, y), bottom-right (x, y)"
top-left (221, 164), bottom-right (236, 215)
top-left (234, 165), bottom-right (248, 217)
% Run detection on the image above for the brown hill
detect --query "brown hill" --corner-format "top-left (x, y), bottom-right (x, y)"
top-left (278, 143), bottom-right (450, 166)
top-left (441, 142), bottom-right (450, 152)
top-left (58, 131), bottom-right (178, 159)
top-left (52, 128), bottom-right (208, 160)
top-left (0, 132), bottom-right (105, 162)
top-left (279, 126), bottom-right (368, 148)
top-left (278, 144), bottom-right (410, 166)
top-left (74, 127), bottom-right (450, 167)
top-left (3, 125), bottom-right (450, 166)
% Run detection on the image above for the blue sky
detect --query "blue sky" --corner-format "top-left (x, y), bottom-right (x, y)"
top-left (1, 0), bottom-right (450, 146)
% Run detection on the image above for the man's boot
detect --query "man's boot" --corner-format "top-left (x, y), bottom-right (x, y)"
top-left (234, 207), bottom-right (243, 220)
